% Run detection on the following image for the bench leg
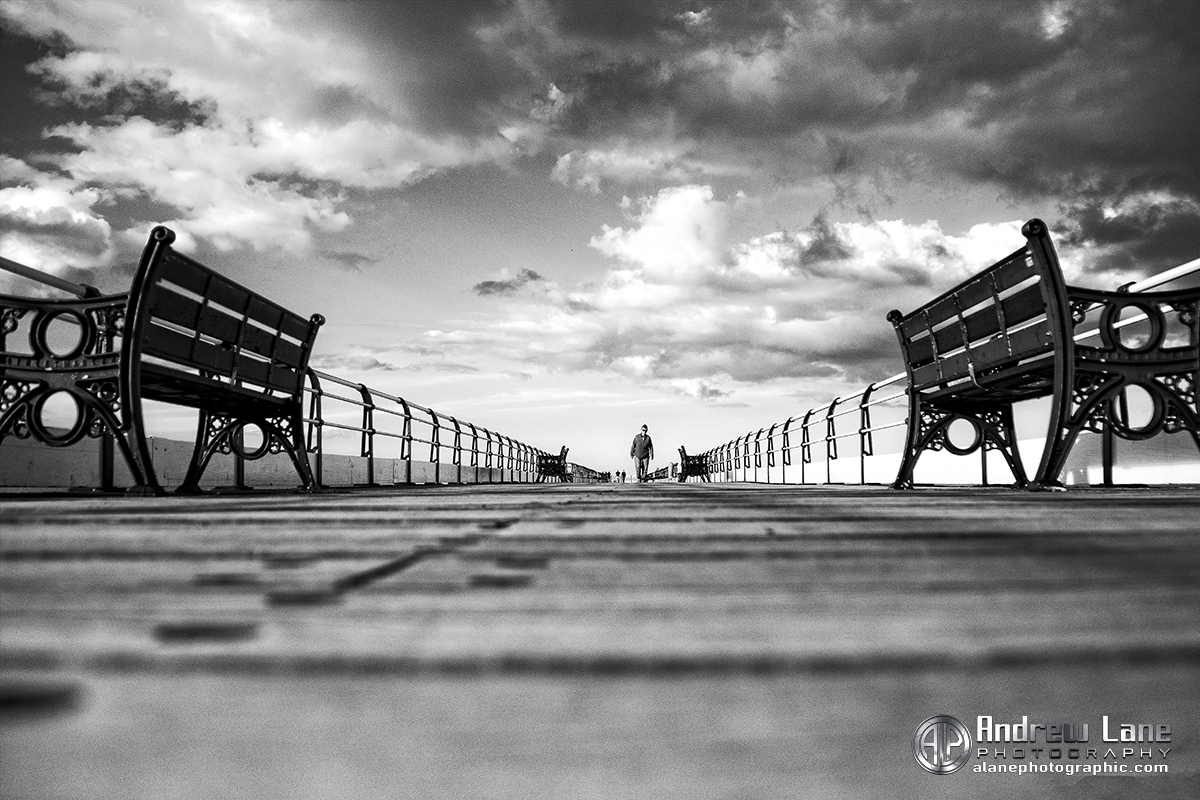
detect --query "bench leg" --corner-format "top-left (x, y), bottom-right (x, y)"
top-left (121, 392), bottom-right (166, 496)
top-left (1035, 369), bottom-right (1200, 489)
top-left (893, 400), bottom-right (1029, 489)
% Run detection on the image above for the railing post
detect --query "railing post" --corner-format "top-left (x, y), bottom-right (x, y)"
top-left (781, 417), bottom-right (794, 485)
top-left (825, 397), bottom-right (840, 484)
top-left (859, 384), bottom-right (876, 485)
top-left (467, 422), bottom-right (479, 484)
top-left (766, 423), bottom-right (777, 484)
top-left (305, 369), bottom-right (324, 488)
top-left (743, 434), bottom-right (751, 482)
top-left (397, 397), bottom-right (412, 484)
top-left (753, 428), bottom-right (764, 483)
top-left (358, 383), bottom-right (376, 487)
top-left (800, 409), bottom-right (814, 485)
top-left (429, 409), bottom-right (441, 482)
top-left (450, 416), bottom-right (463, 484)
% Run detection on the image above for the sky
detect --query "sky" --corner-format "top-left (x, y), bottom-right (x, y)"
top-left (2, 0), bottom-right (1199, 473)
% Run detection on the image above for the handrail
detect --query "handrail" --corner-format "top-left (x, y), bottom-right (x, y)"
top-left (0, 254), bottom-right (100, 298)
top-left (690, 253), bottom-right (1200, 485)
top-left (300, 367), bottom-right (601, 487)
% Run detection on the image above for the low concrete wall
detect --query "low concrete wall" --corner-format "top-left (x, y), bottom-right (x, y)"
top-left (0, 434), bottom-right (545, 490)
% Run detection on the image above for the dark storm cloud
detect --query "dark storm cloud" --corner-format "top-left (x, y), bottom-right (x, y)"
top-left (518, 0), bottom-right (1200, 271)
top-left (325, 0), bottom-right (530, 138)
top-left (473, 268), bottom-right (545, 295)
top-left (323, 251), bottom-right (377, 273)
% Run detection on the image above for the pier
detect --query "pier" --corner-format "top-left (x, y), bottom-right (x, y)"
top-left (3, 482), bottom-right (1198, 798)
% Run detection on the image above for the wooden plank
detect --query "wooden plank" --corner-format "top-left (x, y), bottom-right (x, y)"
top-left (932, 319), bottom-right (964, 354)
top-left (148, 289), bottom-right (202, 330)
top-left (963, 303), bottom-right (1003, 342)
top-left (239, 325), bottom-right (277, 359)
top-left (246, 297), bottom-right (284, 330)
top-left (990, 250), bottom-right (1037, 292)
top-left (1007, 322), bottom-right (1054, 360)
top-left (194, 304), bottom-right (242, 345)
top-left (156, 252), bottom-right (209, 295)
top-left (273, 339), bottom-right (302, 368)
top-left (1000, 283), bottom-right (1047, 326)
top-left (903, 335), bottom-right (935, 367)
top-left (141, 323), bottom-right (193, 363)
top-left (191, 339), bottom-right (235, 375)
top-left (207, 280), bottom-right (249, 315)
top-left (235, 352), bottom-right (271, 387)
top-left (279, 313), bottom-right (311, 341)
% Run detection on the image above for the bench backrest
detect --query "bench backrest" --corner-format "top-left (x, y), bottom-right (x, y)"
top-left (887, 219), bottom-right (1070, 393)
top-left (123, 226), bottom-right (323, 399)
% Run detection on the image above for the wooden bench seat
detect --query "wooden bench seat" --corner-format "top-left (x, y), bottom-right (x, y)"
top-left (677, 446), bottom-right (711, 482)
top-left (888, 219), bottom-right (1200, 489)
top-left (536, 445), bottom-right (569, 482)
top-left (0, 226), bottom-right (324, 494)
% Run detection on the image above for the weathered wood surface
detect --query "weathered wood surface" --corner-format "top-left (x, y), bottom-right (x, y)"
top-left (2, 483), bottom-right (1198, 799)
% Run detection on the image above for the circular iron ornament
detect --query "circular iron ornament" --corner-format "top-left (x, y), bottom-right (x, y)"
top-left (913, 715), bottom-right (972, 775)
top-left (1106, 301), bottom-right (1164, 354)
top-left (32, 308), bottom-right (90, 361)
top-left (228, 421), bottom-right (272, 460)
top-left (1108, 382), bottom-right (1167, 440)
top-left (941, 416), bottom-right (983, 456)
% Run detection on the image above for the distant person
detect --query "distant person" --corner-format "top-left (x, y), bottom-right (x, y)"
top-left (630, 424), bottom-right (654, 483)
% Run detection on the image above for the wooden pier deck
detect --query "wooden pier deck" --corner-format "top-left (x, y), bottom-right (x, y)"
top-left (2, 482), bottom-right (1198, 799)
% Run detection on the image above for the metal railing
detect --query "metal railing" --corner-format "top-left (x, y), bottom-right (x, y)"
top-left (689, 255), bottom-right (1200, 485)
top-left (0, 254), bottom-right (601, 489)
top-left (303, 368), bottom-right (572, 487)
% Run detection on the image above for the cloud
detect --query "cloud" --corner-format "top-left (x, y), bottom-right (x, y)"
top-left (473, 268), bottom-right (546, 296)
top-left (0, 0), bottom-right (525, 261)
top-left (421, 185), bottom-right (1038, 397)
top-left (309, 354), bottom-right (400, 373)
top-left (323, 250), bottom-right (376, 272)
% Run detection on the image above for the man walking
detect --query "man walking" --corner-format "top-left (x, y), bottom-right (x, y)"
top-left (630, 424), bottom-right (654, 483)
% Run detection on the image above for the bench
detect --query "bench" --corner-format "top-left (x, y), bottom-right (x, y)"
top-left (536, 445), bottom-right (569, 482)
top-left (887, 218), bottom-right (1200, 489)
top-left (677, 446), bottom-right (711, 482)
top-left (1, 226), bottom-right (324, 494)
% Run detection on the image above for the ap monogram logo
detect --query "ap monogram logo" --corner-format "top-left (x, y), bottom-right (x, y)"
top-left (913, 715), bottom-right (972, 774)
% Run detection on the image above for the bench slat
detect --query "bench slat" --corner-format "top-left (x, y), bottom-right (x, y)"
top-left (1001, 283), bottom-right (1047, 326)
top-left (158, 252), bottom-right (209, 295)
top-left (924, 295), bottom-right (962, 329)
top-left (191, 304), bottom-right (241, 345)
top-left (268, 363), bottom-right (299, 393)
top-left (963, 304), bottom-right (1004, 342)
top-left (904, 335), bottom-right (935, 368)
top-left (142, 322), bottom-right (194, 363)
top-left (239, 325), bottom-right (277, 360)
top-left (897, 315), bottom-right (927, 342)
top-left (235, 353), bottom-right (271, 387)
top-left (933, 319), bottom-right (964, 354)
top-left (279, 314), bottom-right (310, 341)
top-left (150, 289), bottom-right (203, 331)
top-left (246, 296), bottom-right (284, 330)
top-left (1007, 322), bottom-right (1053, 361)
top-left (192, 338), bottom-right (236, 376)
top-left (207, 280), bottom-right (250, 316)
top-left (273, 338), bottom-right (302, 368)
top-left (954, 277), bottom-right (996, 314)
top-left (991, 251), bottom-right (1037, 292)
